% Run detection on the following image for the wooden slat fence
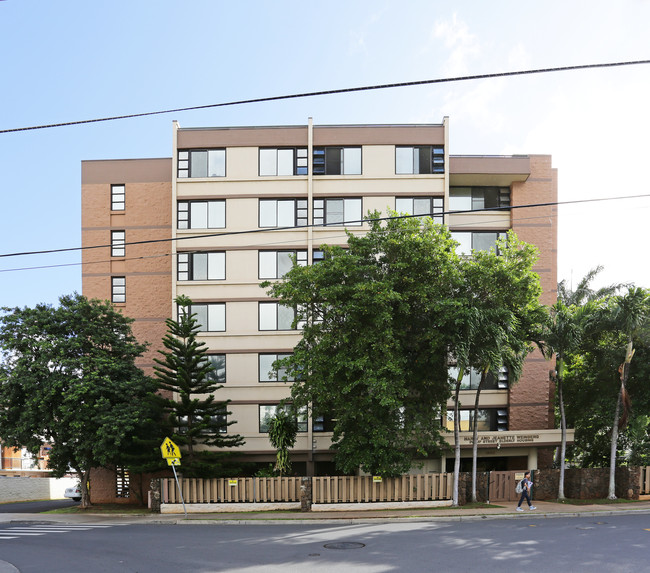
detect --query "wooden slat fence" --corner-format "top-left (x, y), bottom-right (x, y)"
top-left (162, 477), bottom-right (301, 504)
top-left (161, 474), bottom-right (452, 504)
top-left (313, 474), bottom-right (452, 503)
top-left (641, 466), bottom-right (650, 495)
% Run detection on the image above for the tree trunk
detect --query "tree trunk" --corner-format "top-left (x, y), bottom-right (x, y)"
top-left (471, 369), bottom-right (487, 503)
top-left (558, 370), bottom-right (566, 501)
top-left (77, 468), bottom-right (91, 509)
top-left (452, 369), bottom-right (464, 507)
top-left (609, 340), bottom-right (635, 500)
top-left (608, 388), bottom-right (622, 500)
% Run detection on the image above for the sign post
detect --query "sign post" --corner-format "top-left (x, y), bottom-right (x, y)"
top-left (160, 437), bottom-right (186, 517)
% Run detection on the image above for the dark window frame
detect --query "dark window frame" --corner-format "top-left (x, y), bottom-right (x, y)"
top-left (177, 200), bottom-right (226, 230)
top-left (259, 147), bottom-right (308, 176)
top-left (111, 230), bottom-right (126, 257)
top-left (258, 250), bottom-right (308, 279)
top-left (313, 198), bottom-right (363, 227)
top-left (179, 302), bottom-right (226, 332)
top-left (111, 276), bottom-right (126, 304)
top-left (111, 184), bottom-right (125, 211)
top-left (177, 251), bottom-right (226, 281)
top-left (177, 148), bottom-right (226, 178)
top-left (395, 196), bottom-right (444, 224)
top-left (258, 199), bottom-right (308, 228)
top-left (259, 352), bottom-right (294, 382)
top-left (258, 302), bottom-right (297, 331)
top-left (395, 146), bottom-right (445, 174)
top-left (312, 146), bottom-right (362, 175)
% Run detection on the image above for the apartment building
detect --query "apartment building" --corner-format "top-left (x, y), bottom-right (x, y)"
top-left (81, 118), bottom-right (568, 479)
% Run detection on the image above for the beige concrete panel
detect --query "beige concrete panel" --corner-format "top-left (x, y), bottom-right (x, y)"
top-left (197, 332), bottom-right (301, 352)
top-left (362, 145), bottom-right (395, 178)
top-left (446, 390), bottom-right (509, 409)
top-left (176, 179), bottom-right (308, 198)
top-left (313, 177), bottom-right (445, 197)
top-left (227, 147), bottom-right (258, 179)
top-left (225, 353), bottom-right (258, 385)
top-left (227, 250), bottom-right (259, 282)
top-left (448, 212), bottom-right (511, 230)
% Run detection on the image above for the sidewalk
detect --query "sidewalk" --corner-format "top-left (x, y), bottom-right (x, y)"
top-left (3, 500), bottom-right (650, 525)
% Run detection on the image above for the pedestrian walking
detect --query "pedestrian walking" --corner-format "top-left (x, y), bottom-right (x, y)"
top-left (516, 471), bottom-right (536, 511)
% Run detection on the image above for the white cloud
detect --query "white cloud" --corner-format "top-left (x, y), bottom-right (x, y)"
top-left (432, 13), bottom-right (481, 77)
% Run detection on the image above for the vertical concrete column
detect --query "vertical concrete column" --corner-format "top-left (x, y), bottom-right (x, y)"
top-left (527, 448), bottom-right (538, 471)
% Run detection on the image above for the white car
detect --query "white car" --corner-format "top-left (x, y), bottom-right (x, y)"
top-left (64, 484), bottom-right (81, 502)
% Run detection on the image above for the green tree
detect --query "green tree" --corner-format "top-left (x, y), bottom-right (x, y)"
top-left (264, 212), bottom-right (461, 476)
top-left (605, 287), bottom-right (650, 498)
top-left (0, 293), bottom-right (156, 508)
top-left (268, 407), bottom-right (298, 476)
top-left (153, 295), bottom-right (244, 478)
top-left (459, 233), bottom-right (545, 503)
top-left (544, 299), bottom-right (593, 499)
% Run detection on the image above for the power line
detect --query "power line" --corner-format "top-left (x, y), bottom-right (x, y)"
top-left (1, 194), bottom-right (648, 270)
top-left (2, 60), bottom-right (650, 134)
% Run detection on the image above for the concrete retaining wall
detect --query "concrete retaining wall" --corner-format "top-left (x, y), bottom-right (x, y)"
top-left (0, 476), bottom-right (77, 502)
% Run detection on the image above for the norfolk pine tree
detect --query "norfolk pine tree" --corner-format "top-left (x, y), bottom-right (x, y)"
top-left (153, 295), bottom-right (244, 478)
top-left (0, 294), bottom-right (157, 508)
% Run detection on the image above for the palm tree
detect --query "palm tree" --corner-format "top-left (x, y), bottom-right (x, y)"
top-left (606, 287), bottom-right (649, 499)
top-left (545, 299), bottom-right (597, 499)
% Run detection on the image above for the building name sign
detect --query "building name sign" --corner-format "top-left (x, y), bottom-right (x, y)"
top-left (462, 434), bottom-right (540, 445)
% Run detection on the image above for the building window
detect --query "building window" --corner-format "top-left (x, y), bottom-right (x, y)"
top-left (259, 404), bottom-right (307, 433)
top-left (111, 230), bottom-right (125, 257)
top-left (259, 251), bottom-right (307, 279)
top-left (395, 146), bottom-right (444, 174)
top-left (445, 408), bottom-right (508, 432)
top-left (312, 147), bottom-right (361, 175)
top-left (204, 354), bottom-right (226, 384)
top-left (181, 303), bottom-right (226, 332)
top-left (449, 366), bottom-right (509, 390)
top-left (449, 187), bottom-right (511, 211)
top-left (177, 200), bottom-right (225, 229)
top-left (451, 232), bottom-right (506, 256)
top-left (313, 414), bottom-right (336, 432)
top-left (259, 353), bottom-right (294, 382)
top-left (179, 412), bottom-right (228, 434)
top-left (259, 199), bottom-right (308, 228)
top-left (115, 467), bottom-right (130, 498)
top-left (313, 198), bottom-right (362, 226)
top-left (177, 149), bottom-right (226, 178)
top-left (259, 302), bottom-right (296, 331)
top-left (177, 252), bottom-right (226, 281)
top-left (395, 197), bottom-right (444, 224)
top-left (312, 250), bottom-right (325, 264)
top-left (111, 184), bottom-right (125, 211)
top-left (111, 277), bottom-right (126, 303)
top-left (259, 148), bottom-right (308, 176)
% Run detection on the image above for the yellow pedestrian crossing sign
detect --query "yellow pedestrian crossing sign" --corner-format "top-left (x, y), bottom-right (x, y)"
top-left (167, 458), bottom-right (181, 466)
top-left (161, 437), bottom-right (181, 459)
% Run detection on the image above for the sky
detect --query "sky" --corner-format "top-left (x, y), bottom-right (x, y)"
top-left (1, 0), bottom-right (650, 309)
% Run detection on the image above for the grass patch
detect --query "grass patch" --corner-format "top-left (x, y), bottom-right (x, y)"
top-left (549, 498), bottom-right (644, 506)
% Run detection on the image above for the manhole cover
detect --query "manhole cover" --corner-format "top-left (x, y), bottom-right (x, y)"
top-left (324, 542), bottom-right (366, 550)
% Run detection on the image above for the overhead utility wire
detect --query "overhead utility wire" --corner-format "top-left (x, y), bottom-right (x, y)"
top-left (2, 60), bottom-right (650, 134)
top-left (3, 198), bottom-right (650, 274)
top-left (1, 193), bottom-right (649, 260)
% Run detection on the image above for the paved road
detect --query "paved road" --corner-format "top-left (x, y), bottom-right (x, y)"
top-left (0, 500), bottom-right (78, 513)
top-left (0, 513), bottom-right (649, 572)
